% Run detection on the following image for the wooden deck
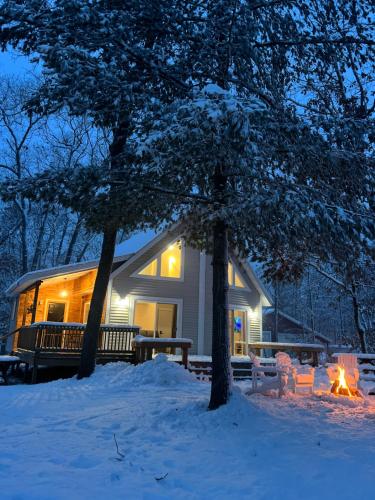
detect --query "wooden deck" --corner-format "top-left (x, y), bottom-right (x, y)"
top-left (13, 323), bottom-right (139, 383)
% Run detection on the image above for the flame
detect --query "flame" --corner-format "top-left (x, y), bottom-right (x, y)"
top-left (332, 366), bottom-right (353, 397)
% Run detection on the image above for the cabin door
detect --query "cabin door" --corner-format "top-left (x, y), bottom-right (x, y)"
top-left (155, 303), bottom-right (177, 339)
top-left (46, 301), bottom-right (66, 322)
top-left (229, 309), bottom-right (247, 356)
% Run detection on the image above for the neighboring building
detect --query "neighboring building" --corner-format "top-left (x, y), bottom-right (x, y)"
top-left (7, 227), bottom-right (271, 356)
top-left (263, 308), bottom-right (331, 345)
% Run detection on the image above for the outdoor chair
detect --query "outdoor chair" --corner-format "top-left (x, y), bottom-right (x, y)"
top-left (290, 364), bottom-right (315, 394)
top-left (249, 351), bottom-right (291, 397)
top-left (327, 353), bottom-right (360, 391)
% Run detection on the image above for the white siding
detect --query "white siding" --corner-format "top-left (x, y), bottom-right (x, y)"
top-left (249, 305), bottom-right (262, 342)
top-left (109, 236), bottom-right (201, 353)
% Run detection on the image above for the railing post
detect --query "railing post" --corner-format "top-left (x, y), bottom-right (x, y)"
top-left (31, 349), bottom-right (40, 384)
top-left (34, 326), bottom-right (40, 350)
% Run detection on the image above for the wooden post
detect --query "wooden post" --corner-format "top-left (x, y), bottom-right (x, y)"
top-left (312, 351), bottom-right (318, 367)
top-left (23, 363), bottom-right (29, 382)
top-left (182, 346), bottom-right (188, 369)
top-left (30, 281), bottom-right (42, 324)
top-left (31, 351), bottom-right (39, 384)
top-left (146, 347), bottom-right (153, 361)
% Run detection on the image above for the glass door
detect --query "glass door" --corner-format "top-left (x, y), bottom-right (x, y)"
top-left (229, 309), bottom-right (247, 356)
top-left (133, 301), bottom-right (177, 339)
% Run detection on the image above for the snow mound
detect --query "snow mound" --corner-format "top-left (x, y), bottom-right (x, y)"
top-left (110, 354), bottom-right (197, 388)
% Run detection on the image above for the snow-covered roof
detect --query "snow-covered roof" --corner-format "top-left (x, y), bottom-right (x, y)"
top-left (241, 261), bottom-right (273, 307)
top-left (7, 225), bottom-right (272, 309)
top-left (6, 253), bottom-right (133, 297)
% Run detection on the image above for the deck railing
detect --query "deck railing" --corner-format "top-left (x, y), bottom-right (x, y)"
top-left (17, 323), bottom-right (139, 353)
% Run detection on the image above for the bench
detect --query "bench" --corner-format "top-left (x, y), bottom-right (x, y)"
top-left (132, 336), bottom-right (193, 368)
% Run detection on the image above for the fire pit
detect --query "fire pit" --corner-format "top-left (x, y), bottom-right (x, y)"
top-left (330, 366), bottom-right (362, 398)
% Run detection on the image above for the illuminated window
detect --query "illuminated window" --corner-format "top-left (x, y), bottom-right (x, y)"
top-left (234, 272), bottom-right (245, 288)
top-left (160, 243), bottom-right (181, 278)
top-left (228, 261), bottom-right (245, 288)
top-left (139, 258), bottom-right (157, 277)
top-left (136, 240), bottom-right (182, 280)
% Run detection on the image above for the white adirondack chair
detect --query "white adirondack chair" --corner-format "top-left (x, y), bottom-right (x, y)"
top-left (290, 364), bottom-right (315, 394)
top-left (249, 352), bottom-right (291, 397)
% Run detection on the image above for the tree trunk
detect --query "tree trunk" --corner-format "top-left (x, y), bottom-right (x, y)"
top-left (31, 210), bottom-right (48, 271)
top-left (77, 226), bottom-right (117, 379)
top-left (55, 216), bottom-right (69, 265)
top-left (77, 235), bottom-right (92, 262)
top-left (272, 280), bottom-right (279, 343)
top-left (208, 219), bottom-right (231, 410)
top-left (307, 268), bottom-right (316, 341)
top-left (64, 217), bottom-right (82, 264)
top-left (18, 198), bottom-right (28, 274)
top-left (351, 284), bottom-right (367, 353)
top-left (77, 118), bottom-right (129, 379)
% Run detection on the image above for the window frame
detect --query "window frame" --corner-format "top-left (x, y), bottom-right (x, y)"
top-left (44, 299), bottom-right (68, 323)
top-left (131, 238), bottom-right (185, 282)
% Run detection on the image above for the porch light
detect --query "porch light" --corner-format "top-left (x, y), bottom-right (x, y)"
top-left (118, 296), bottom-right (129, 308)
top-left (60, 277), bottom-right (69, 298)
top-left (248, 308), bottom-right (258, 320)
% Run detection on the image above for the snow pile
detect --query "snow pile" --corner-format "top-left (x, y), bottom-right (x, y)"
top-left (1, 360), bottom-right (375, 499)
top-left (109, 354), bottom-right (197, 388)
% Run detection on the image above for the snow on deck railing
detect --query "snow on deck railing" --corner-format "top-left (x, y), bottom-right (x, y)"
top-left (133, 335), bottom-right (192, 345)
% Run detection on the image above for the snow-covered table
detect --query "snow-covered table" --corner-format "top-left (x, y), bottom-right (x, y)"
top-left (249, 342), bottom-right (325, 367)
top-left (132, 336), bottom-right (193, 368)
top-left (0, 355), bottom-right (20, 385)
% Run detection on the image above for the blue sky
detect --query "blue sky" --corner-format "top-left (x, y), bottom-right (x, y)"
top-left (0, 50), bottom-right (157, 254)
top-left (0, 51), bottom-right (33, 74)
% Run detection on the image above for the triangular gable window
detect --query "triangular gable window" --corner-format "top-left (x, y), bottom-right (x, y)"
top-left (139, 258), bottom-right (157, 277)
top-left (135, 240), bottom-right (183, 280)
top-left (228, 261), bottom-right (246, 289)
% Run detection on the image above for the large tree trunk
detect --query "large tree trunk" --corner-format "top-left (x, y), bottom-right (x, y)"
top-left (77, 119), bottom-right (129, 379)
top-left (208, 219), bottom-right (232, 410)
top-left (351, 284), bottom-right (367, 353)
top-left (77, 226), bottom-right (117, 378)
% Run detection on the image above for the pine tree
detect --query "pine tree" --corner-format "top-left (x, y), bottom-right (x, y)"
top-left (0, 0), bottom-right (189, 377)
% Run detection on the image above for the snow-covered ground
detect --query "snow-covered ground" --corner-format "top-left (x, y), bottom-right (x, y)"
top-left (1, 356), bottom-right (375, 500)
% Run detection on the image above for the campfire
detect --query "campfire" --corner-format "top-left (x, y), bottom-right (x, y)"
top-left (330, 366), bottom-right (362, 398)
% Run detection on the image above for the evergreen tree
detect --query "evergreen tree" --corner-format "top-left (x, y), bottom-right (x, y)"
top-left (136, 84), bottom-right (373, 408)
top-left (1, 0), bottom-right (373, 407)
top-left (0, 0), bottom-right (189, 377)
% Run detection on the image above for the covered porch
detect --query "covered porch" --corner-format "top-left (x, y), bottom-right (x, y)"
top-left (10, 267), bottom-right (100, 351)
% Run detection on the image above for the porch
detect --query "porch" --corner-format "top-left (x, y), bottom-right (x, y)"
top-left (11, 322), bottom-right (139, 383)
top-left (11, 268), bottom-right (99, 350)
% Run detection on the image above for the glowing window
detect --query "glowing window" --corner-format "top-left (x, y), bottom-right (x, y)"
top-left (228, 261), bottom-right (245, 288)
top-left (136, 240), bottom-right (182, 280)
top-left (160, 242), bottom-right (182, 278)
top-left (234, 272), bottom-right (245, 288)
top-left (139, 258), bottom-right (157, 276)
top-left (228, 262), bottom-right (234, 286)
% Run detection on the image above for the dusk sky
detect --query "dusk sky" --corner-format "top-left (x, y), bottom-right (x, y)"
top-left (0, 49), bottom-right (156, 255)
